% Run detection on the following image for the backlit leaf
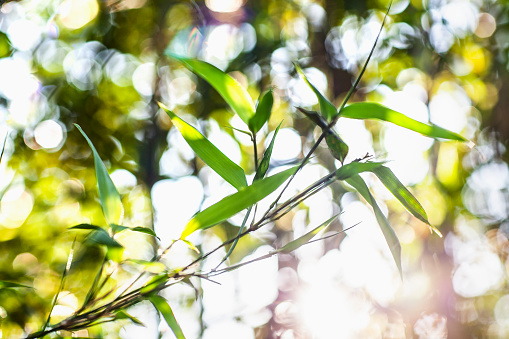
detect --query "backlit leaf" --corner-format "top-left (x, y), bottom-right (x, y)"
top-left (295, 64), bottom-right (337, 121)
top-left (278, 215), bottom-right (337, 253)
top-left (346, 174), bottom-right (402, 278)
top-left (334, 161), bottom-right (386, 180)
top-left (150, 295), bottom-right (186, 339)
top-left (325, 132), bottom-right (349, 164)
top-left (340, 103), bottom-right (467, 141)
top-left (0, 281), bottom-right (32, 289)
top-left (75, 124), bottom-right (123, 226)
top-left (167, 54), bottom-right (255, 125)
top-left (249, 89), bottom-right (274, 134)
top-left (161, 104), bottom-right (247, 190)
top-left (181, 165), bottom-right (299, 239)
top-left (371, 166), bottom-right (442, 237)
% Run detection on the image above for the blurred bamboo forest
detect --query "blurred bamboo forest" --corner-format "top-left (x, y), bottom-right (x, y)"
top-left (0, 0), bottom-right (508, 338)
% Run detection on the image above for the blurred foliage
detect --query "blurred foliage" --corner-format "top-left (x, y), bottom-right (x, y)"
top-left (0, 0), bottom-right (508, 338)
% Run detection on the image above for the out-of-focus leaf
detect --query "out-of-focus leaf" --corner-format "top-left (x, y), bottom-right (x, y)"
top-left (295, 64), bottom-right (337, 121)
top-left (150, 295), bottom-right (186, 339)
top-left (340, 103), bottom-right (467, 141)
top-left (181, 239), bottom-right (200, 254)
top-left (254, 121), bottom-right (282, 181)
top-left (111, 224), bottom-right (160, 239)
top-left (0, 281), bottom-right (32, 289)
top-left (346, 174), bottom-right (402, 278)
top-left (75, 124), bottom-right (124, 225)
top-left (167, 54), bottom-right (255, 125)
top-left (278, 215), bottom-right (337, 253)
top-left (160, 104), bottom-right (247, 191)
top-left (115, 310), bottom-right (146, 326)
top-left (334, 161), bottom-right (386, 180)
top-left (249, 89), bottom-right (274, 134)
top-left (181, 165), bottom-right (299, 239)
top-left (325, 132), bottom-right (349, 164)
top-left (71, 224), bottom-right (123, 248)
top-left (124, 259), bottom-right (166, 274)
top-left (371, 166), bottom-right (442, 237)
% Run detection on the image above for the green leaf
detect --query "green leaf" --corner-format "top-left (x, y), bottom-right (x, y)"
top-left (0, 281), bottom-right (32, 289)
top-left (150, 295), bottom-right (186, 339)
top-left (112, 224), bottom-right (160, 239)
top-left (346, 174), bottom-right (402, 278)
top-left (140, 274), bottom-right (169, 295)
top-left (71, 224), bottom-right (123, 248)
top-left (325, 132), bottom-right (349, 164)
top-left (295, 63), bottom-right (337, 121)
top-left (249, 89), bottom-right (274, 134)
top-left (334, 161), bottom-right (386, 180)
top-left (115, 310), bottom-right (146, 326)
top-left (75, 124), bottom-right (124, 225)
top-left (181, 165), bottom-right (299, 239)
top-left (297, 107), bottom-right (348, 163)
top-left (161, 104), bottom-right (247, 191)
top-left (254, 121), bottom-right (282, 182)
top-left (278, 215), bottom-right (337, 253)
top-left (340, 103), bottom-right (467, 141)
top-left (167, 54), bottom-right (255, 125)
top-left (371, 166), bottom-right (442, 237)
top-left (124, 259), bottom-right (166, 274)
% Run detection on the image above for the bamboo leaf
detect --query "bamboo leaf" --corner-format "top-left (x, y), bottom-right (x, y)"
top-left (295, 63), bottom-right (337, 121)
top-left (325, 132), bottom-right (349, 164)
top-left (167, 54), bottom-right (255, 125)
top-left (346, 174), bottom-right (402, 277)
top-left (150, 295), bottom-right (186, 339)
top-left (249, 89), bottom-right (274, 134)
top-left (111, 224), bottom-right (160, 239)
top-left (334, 161), bottom-right (386, 180)
top-left (0, 281), bottom-right (32, 289)
top-left (161, 104), bottom-right (247, 190)
top-left (278, 215), bottom-right (337, 253)
top-left (371, 166), bottom-right (442, 237)
top-left (115, 310), bottom-right (146, 326)
top-left (254, 121), bottom-right (282, 182)
top-left (181, 165), bottom-right (299, 239)
top-left (70, 224), bottom-right (123, 248)
top-left (340, 103), bottom-right (467, 141)
top-left (75, 124), bottom-right (124, 225)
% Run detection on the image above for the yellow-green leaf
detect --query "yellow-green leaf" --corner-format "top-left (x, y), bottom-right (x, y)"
top-left (75, 125), bottom-right (123, 226)
top-left (254, 121), bottom-right (282, 181)
top-left (161, 104), bottom-right (247, 190)
top-left (346, 174), bottom-right (402, 278)
top-left (295, 64), bottom-right (337, 121)
top-left (167, 54), bottom-right (255, 125)
top-left (371, 166), bottom-right (442, 237)
top-left (181, 165), bottom-right (299, 239)
top-left (150, 295), bottom-right (186, 339)
top-left (340, 103), bottom-right (467, 141)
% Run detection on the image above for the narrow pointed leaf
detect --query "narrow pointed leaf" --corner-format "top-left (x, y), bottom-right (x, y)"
top-left (334, 161), bottom-right (386, 180)
top-left (167, 54), bottom-right (255, 125)
top-left (0, 281), bottom-right (32, 289)
top-left (112, 224), bottom-right (160, 239)
top-left (371, 166), bottom-right (442, 237)
top-left (249, 89), bottom-right (274, 133)
top-left (75, 124), bottom-right (123, 225)
top-left (150, 295), bottom-right (186, 339)
top-left (181, 165), bottom-right (299, 239)
top-left (296, 107), bottom-right (327, 128)
top-left (340, 103), bottom-right (467, 141)
top-left (295, 64), bottom-right (337, 121)
top-left (278, 215), bottom-right (337, 253)
top-left (346, 174), bottom-right (402, 277)
top-left (124, 259), bottom-right (166, 274)
top-left (254, 121), bottom-right (282, 181)
top-left (161, 104), bottom-right (247, 190)
top-left (115, 310), bottom-right (146, 326)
